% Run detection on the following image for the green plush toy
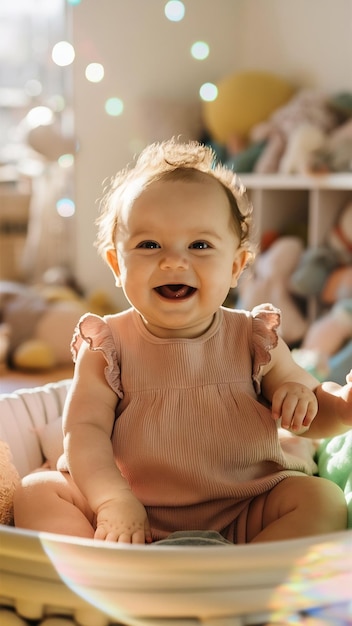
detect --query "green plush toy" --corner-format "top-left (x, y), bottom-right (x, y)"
top-left (315, 431), bottom-right (352, 528)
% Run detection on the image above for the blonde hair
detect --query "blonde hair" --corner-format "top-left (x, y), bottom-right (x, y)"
top-left (96, 138), bottom-right (256, 263)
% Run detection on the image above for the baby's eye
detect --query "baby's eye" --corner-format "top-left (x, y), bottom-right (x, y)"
top-left (137, 241), bottom-right (160, 249)
top-left (190, 241), bottom-right (211, 249)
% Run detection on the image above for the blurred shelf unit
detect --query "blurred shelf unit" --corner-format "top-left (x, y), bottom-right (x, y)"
top-left (239, 173), bottom-right (352, 321)
top-left (240, 173), bottom-right (352, 248)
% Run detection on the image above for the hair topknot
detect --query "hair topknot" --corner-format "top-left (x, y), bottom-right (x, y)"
top-left (95, 137), bottom-right (256, 263)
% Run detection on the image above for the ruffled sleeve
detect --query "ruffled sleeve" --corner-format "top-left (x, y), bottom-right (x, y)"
top-left (71, 313), bottom-right (123, 399)
top-left (251, 303), bottom-right (281, 395)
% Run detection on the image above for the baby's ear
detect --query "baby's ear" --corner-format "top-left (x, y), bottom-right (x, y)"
top-left (231, 249), bottom-right (250, 288)
top-left (105, 249), bottom-right (121, 287)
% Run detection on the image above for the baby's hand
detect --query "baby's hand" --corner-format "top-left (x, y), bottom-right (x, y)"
top-left (343, 372), bottom-right (352, 425)
top-left (333, 369), bottom-right (352, 426)
top-left (271, 382), bottom-right (318, 433)
top-left (94, 490), bottom-right (152, 544)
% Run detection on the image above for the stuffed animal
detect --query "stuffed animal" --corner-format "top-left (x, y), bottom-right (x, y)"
top-left (0, 609), bottom-right (29, 626)
top-left (308, 92), bottom-right (352, 173)
top-left (0, 276), bottom-right (118, 371)
top-left (293, 297), bottom-right (352, 387)
top-left (309, 118), bottom-right (352, 173)
top-left (290, 200), bottom-right (352, 298)
top-left (237, 236), bottom-right (309, 346)
top-left (328, 200), bottom-right (352, 264)
top-left (0, 441), bottom-right (20, 525)
top-left (302, 298), bottom-right (352, 357)
top-left (316, 431), bottom-right (352, 528)
top-left (279, 122), bottom-right (327, 175)
top-left (322, 266), bottom-right (352, 304)
top-left (250, 88), bottom-right (340, 174)
top-left (290, 202), bottom-right (352, 385)
top-left (0, 280), bottom-right (87, 370)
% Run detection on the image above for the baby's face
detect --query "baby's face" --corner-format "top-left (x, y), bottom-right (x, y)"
top-left (109, 175), bottom-right (247, 338)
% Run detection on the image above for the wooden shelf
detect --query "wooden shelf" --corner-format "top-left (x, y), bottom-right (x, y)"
top-left (240, 173), bottom-right (352, 190)
top-left (237, 173), bottom-right (352, 325)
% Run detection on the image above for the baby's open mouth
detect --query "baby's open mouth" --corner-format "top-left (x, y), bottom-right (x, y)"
top-left (155, 284), bottom-right (196, 300)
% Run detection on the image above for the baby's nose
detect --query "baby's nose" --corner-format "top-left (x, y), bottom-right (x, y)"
top-left (159, 252), bottom-right (189, 270)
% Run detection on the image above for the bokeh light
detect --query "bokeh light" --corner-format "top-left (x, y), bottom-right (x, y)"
top-left (191, 41), bottom-right (209, 60)
top-left (105, 97), bottom-right (124, 116)
top-left (85, 63), bottom-right (104, 83)
top-left (66, 0), bottom-right (81, 5)
top-left (199, 82), bottom-right (218, 102)
top-left (46, 94), bottom-right (66, 113)
top-left (164, 1), bottom-right (185, 22)
top-left (56, 197), bottom-right (75, 217)
top-left (58, 154), bottom-right (74, 169)
top-left (40, 531), bottom-right (352, 625)
top-left (52, 41), bottom-right (75, 67)
top-left (26, 106), bottom-right (54, 128)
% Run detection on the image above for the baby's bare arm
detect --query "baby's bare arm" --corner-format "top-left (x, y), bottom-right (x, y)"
top-left (63, 344), bottom-right (151, 543)
top-left (261, 337), bottom-right (351, 438)
top-left (306, 373), bottom-right (352, 438)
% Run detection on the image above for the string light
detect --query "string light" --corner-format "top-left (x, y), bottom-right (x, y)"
top-left (26, 106), bottom-right (54, 127)
top-left (105, 97), bottom-right (124, 116)
top-left (199, 82), bottom-right (218, 102)
top-left (191, 41), bottom-right (209, 60)
top-left (164, 1), bottom-right (185, 22)
top-left (52, 41), bottom-right (75, 67)
top-left (58, 154), bottom-right (75, 169)
top-left (56, 197), bottom-right (75, 217)
top-left (85, 63), bottom-right (105, 83)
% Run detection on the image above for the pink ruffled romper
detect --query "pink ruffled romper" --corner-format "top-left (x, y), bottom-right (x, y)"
top-left (70, 304), bottom-right (317, 543)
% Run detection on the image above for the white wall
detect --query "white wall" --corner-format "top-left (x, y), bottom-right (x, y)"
top-left (235, 0), bottom-right (352, 91)
top-left (70, 0), bottom-right (352, 308)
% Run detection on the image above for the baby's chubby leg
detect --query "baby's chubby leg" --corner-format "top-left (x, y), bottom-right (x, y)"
top-left (14, 470), bottom-right (95, 538)
top-left (249, 476), bottom-right (347, 543)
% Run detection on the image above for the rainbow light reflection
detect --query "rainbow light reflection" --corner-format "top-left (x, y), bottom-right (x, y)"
top-left (40, 531), bottom-right (352, 625)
